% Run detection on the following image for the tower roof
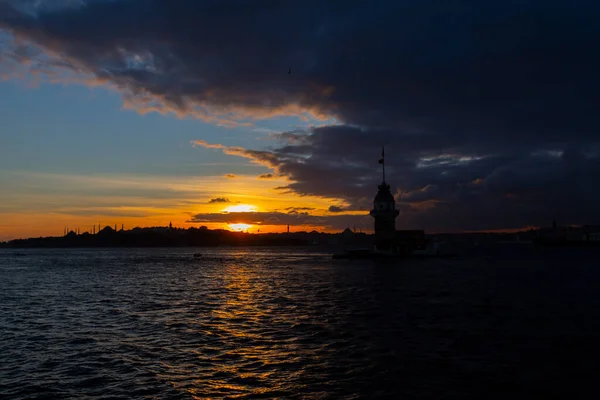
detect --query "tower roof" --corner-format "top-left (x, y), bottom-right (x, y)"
top-left (374, 182), bottom-right (395, 203)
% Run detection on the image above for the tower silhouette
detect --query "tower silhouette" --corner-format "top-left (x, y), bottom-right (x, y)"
top-left (369, 147), bottom-right (398, 252)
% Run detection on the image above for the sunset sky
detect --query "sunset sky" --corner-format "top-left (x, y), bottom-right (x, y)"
top-left (1, 0), bottom-right (599, 240)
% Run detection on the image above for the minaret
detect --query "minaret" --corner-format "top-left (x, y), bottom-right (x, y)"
top-left (369, 147), bottom-right (399, 252)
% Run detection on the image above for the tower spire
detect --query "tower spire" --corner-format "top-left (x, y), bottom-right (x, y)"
top-left (378, 146), bottom-right (386, 183)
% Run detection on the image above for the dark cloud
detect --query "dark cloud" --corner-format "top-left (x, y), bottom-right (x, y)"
top-left (328, 205), bottom-right (343, 213)
top-left (208, 197), bottom-right (230, 204)
top-left (285, 206), bottom-right (315, 215)
top-left (258, 173), bottom-right (273, 179)
top-left (2, 0), bottom-right (600, 230)
top-left (194, 131), bottom-right (600, 231)
top-left (188, 211), bottom-right (371, 231)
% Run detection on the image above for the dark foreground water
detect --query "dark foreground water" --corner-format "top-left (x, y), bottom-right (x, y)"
top-left (1, 246), bottom-right (600, 399)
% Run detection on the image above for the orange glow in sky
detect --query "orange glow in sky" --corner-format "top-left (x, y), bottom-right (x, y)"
top-left (0, 171), bottom-right (356, 241)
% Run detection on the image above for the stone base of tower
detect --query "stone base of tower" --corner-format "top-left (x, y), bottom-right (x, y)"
top-left (371, 230), bottom-right (425, 254)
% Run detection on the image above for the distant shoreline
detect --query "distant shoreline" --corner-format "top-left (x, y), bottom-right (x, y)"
top-left (1, 224), bottom-right (577, 249)
top-left (0, 226), bottom-right (368, 249)
top-left (0, 243), bottom-right (323, 249)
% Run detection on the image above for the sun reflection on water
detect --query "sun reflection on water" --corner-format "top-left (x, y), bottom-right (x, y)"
top-left (180, 254), bottom-right (304, 397)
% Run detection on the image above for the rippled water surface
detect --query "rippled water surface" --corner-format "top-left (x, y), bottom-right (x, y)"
top-left (2, 246), bottom-right (600, 399)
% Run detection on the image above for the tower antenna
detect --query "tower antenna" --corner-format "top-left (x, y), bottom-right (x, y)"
top-left (378, 146), bottom-right (385, 183)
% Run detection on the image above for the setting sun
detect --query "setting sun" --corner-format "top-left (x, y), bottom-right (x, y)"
top-left (222, 204), bottom-right (257, 213)
top-left (228, 223), bottom-right (253, 232)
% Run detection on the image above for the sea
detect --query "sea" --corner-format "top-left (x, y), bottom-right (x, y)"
top-left (1, 245), bottom-right (600, 399)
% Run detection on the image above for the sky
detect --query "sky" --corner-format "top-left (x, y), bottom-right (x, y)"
top-left (0, 0), bottom-right (599, 240)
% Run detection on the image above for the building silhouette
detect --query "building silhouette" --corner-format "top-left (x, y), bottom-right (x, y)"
top-left (370, 179), bottom-right (399, 252)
